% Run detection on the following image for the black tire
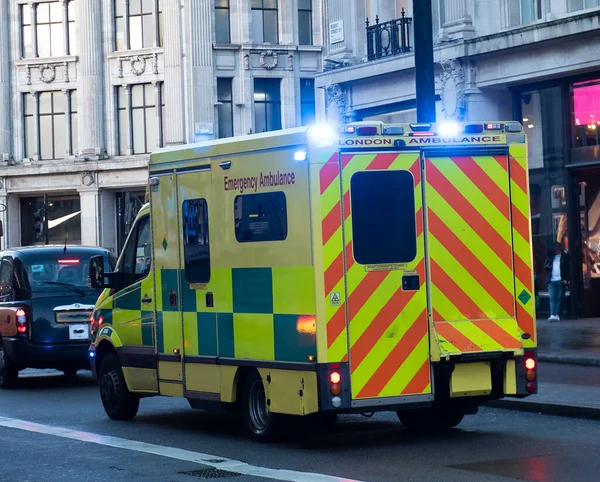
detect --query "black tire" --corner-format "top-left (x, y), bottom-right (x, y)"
top-left (98, 353), bottom-right (139, 420)
top-left (397, 408), bottom-right (464, 431)
top-left (241, 371), bottom-right (281, 442)
top-left (0, 343), bottom-right (19, 389)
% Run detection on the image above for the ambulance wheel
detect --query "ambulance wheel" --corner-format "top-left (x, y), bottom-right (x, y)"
top-left (241, 371), bottom-right (280, 442)
top-left (0, 344), bottom-right (18, 389)
top-left (99, 353), bottom-right (139, 421)
top-left (397, 408), bottom-right (464, 431)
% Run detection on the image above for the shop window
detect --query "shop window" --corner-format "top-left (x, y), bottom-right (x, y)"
top-left (568, 0), bottom-right (600, 12)
top-left (217, 78), bottom-right (234, 139)
top-left (508, 0), bottom-right (542, 26)
top-left (117, 83), bottom-right (164, 155)
top-left (298, 0), bottom-right (312, 45)
top-left (115, 0), bottom-right (163, 51)
top-left (215, 0), bottom-right (231, 43)
top-left (300, 79), bottom-right (316, 126)
top-left (21, 1), bottom-right (76, 58)
top-left (234, 192), bottom-right (287, 243)
top-left (572, 80), bottom-right (600, 148)
top-left (251, 0), bottom-right (278, 44)
top-left (20, 196), bottom-right (82, 246)
top-left (182, 199), bottom-right (211, 283)
top-left (254, 78), bottom-right (282, 133)
top-left (351, 170), bottom-right (416, 265)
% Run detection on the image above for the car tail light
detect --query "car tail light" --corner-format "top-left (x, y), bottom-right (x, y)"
top-left (16, 308), bottom-right (27, 334)
top-left (523, 351), bottom-right (537, 392)
top-left (525, 357), bottom-right (536, 370)
top-left (90, 314), bottom-right (103, 336)
top-left (526, 382), bottom-right (536, 393)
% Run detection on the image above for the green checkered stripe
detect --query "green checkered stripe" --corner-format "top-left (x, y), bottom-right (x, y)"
top-left (157, 267), bottom-right (317, 363)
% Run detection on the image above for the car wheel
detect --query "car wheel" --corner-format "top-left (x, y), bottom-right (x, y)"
top-left (241, 371), bottom-right (281, 442)
top-left (98, 353), bottom-right (139, 420)
top-left (0, 343), bottom-right (19, 389)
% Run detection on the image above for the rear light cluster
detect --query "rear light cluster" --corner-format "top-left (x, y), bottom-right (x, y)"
top-left (329, 364), bottom-right (342, 407)
top-left (90, 313), bottom-right (103, 336)
top-left (524, 352), bottom-right (537, 393)
top-left (16, 308), bottom-right (27, 334)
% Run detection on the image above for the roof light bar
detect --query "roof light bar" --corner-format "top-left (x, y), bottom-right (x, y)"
top-left (409, 123), bottom-right (432, 132)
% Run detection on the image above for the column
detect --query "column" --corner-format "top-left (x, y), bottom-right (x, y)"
top-left (32, 3), bottom-right (39, 58)
top-left (0, 0), bottom-right (11, 161)
top-left (61, 0), bottom-right (70, 56)
top-left (154, 82), bottom-right (163, 148)
top-left (0, 193), bottom-right (7, 250)
top-left (153, 0), bottom-right (160, 48)
top-left (439, 0), bottom-right (474, 39)
top-left (64, 90), bottom-right (72, 156)
top-left (33, 92), bottom-right (41, 160)
top-left (6, 195), bottom-right (20, 248)
top-left (124, 85), bottom-right (133, 155)
top-left (281, 76), bottom-right (297, 129)
top-left (99, 191), bottom-right (117, 255)
top-left (162, 0), bottom-right (185, 145)
top-left (79, 188), bottom-right (100, 246)
top-left (77, 0), bottom-right (105, 158)
top-left (279, 0), bottom-right (294, 45)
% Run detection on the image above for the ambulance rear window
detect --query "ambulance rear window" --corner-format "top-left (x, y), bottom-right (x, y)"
top-left (234, 192), bottom-right (288, 243)
top-left (182, 199), bottom-right (211, 284)
top-left (350, 170), bottom-right (417, 265)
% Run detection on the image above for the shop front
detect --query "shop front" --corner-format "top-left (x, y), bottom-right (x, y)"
top-left (514, 74), bottom-right (600, 319)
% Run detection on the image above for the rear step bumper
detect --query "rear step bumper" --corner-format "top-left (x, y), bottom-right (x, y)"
top-left (2, 337), bottom-right (91, 370)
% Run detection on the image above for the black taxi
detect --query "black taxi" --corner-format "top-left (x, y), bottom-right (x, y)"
top-left (0, 245), bottom-right (115, 388)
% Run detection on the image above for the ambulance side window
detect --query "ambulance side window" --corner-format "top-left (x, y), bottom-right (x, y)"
top-left (234, 192), bottom-right (287, 242)
top-left (120, 215), bottom-right (151, 283)
top-left (182, 199), bottom-right (210, 284)
top-left (350, 170), bottom-right (417, 265)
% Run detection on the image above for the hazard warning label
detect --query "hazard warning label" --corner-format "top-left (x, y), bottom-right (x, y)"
top-left (330, 292), bottom-right (341, 306)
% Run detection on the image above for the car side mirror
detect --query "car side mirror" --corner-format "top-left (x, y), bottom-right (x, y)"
top-left (88, 255), bottom-right (117, 290)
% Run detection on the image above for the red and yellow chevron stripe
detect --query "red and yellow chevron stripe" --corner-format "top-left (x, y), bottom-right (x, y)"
top-left (319, 152), bottom-right (431, 400)
top-left (425, 152), bottom-right (533, 354)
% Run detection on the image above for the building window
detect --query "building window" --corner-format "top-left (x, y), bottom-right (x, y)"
top-left (117, 83), bottom-right (164, 155)
top-left (300, 79), bottom-right (315, 126)
top-left (251, 0), bottom-right (279, 44)
top-left (572, 80), bottom-right (600, 148)
top-left (21, 1), bottom-right (77, 59)
top-left (439, 0), bottom-right (446, 26)
top-left (182, 199), bottom-right (211, 283)
top-left (24, 91), bottom-right (77, 160)
top-left (215, 0), bottom-right (231, 43)
top-left (115, 0), bottom-right (163, 51)
top-left (234, 192), bottom-right (288, 243)
top-left (298, 0), bottom-right (312, 45)
top-left (254, 78), bottom-right (281, 133)
top-left (568, 0), bottom-right (600, 12)
top-left (217, 78), bottom-right (234, 139)
top-left (351, 170), bottom-right (417, 265)
top-left (509, 0), bottom-right (542, 26)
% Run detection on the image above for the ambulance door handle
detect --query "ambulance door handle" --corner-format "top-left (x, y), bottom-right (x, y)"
top-left (169, 291), bottom-right (177, 307)
top-left (206, 292), bottom-right (214, 308)
top-left (141, 296), bottom-right (152, 304)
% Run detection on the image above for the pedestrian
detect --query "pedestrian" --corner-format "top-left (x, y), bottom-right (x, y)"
top-left (544, 242), bottom-right (569, 321)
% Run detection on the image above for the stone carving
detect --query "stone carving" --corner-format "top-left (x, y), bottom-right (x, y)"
top-left (259, 50), bottom-right (278, 70)
top-left (82, 172), bottom-right (95, 186)
top-left (39, 64), bottom-right (57, 83)
top-left (287, 54), bottom-right (294, 71)
top-left (439, 58), bottom-right (466, 120)
top-left (324, 83), bottom-right (348, 124)
top-left (243, 54), bottom-right (250, 70)
top-left (117, 54), bottom-right (159, 78)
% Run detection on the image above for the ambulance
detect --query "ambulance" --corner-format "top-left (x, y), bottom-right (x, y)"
top-left (87, 121), bottom-right (538, 441)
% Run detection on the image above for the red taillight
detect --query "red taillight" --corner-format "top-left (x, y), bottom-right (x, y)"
top-left (16, 308), bottom-right (27, 334)
top-left (526, 382), bottom-right (536, 393)
top-left (58, 259), bottom-right (80, 265)
top-left (330, 371), bottom-right (341, 384)
top-left (525, 358), bottom-right (536, 370)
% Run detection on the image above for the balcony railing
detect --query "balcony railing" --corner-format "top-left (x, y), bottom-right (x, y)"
top-left (366, 10), bottom-right (412, 61)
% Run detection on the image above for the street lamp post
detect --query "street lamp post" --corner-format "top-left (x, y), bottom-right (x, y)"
top-left (413, 0), bottom-right (436, 123)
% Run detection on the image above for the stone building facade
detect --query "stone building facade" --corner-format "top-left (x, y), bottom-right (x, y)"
top-left (317, 0), bottom-right (600, 318)
top-left (0, 0), bottom-right (322, 254)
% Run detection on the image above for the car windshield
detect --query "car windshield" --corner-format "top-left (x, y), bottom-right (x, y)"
top-left (23, 257), bottom-right (96, 290)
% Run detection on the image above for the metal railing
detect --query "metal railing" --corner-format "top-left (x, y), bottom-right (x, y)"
top-left (366, 10), bottom-right (412, 61)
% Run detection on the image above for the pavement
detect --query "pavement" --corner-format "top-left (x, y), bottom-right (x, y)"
top-left (488, 317), bottom-right (600, 419)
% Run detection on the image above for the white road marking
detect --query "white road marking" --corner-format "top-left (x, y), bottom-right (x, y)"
top-left (0, 416), bottom-right (362, 482)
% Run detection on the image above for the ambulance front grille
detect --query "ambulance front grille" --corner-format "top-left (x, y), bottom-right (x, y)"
top-left (55, 310), bottom-right (92, 324)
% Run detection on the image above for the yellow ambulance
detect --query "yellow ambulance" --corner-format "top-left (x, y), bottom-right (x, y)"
top-left (87, 121), bottom-right (538, 440)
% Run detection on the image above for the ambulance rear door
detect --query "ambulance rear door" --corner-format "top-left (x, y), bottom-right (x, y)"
top-left (338, 151), bottom-right (433, 405)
